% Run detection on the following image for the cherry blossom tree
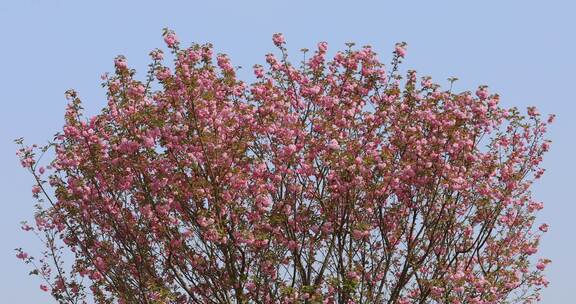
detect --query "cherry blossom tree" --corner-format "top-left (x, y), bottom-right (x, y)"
top-left (16, 29), bottom-right (553, 304)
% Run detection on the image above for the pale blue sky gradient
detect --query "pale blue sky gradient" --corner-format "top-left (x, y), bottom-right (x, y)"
top-left (1, 1), bottom-right (574, 302)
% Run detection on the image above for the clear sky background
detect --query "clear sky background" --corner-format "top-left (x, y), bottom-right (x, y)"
top-left (0, 0), bottom-right (574, 302)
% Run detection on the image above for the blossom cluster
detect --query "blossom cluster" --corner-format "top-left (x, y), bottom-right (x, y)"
top-left (16, 30), bottom-right (553, 304)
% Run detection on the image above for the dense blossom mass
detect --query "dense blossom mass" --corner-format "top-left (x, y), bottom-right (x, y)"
top-left (16, 29), bottom-right (553, 304)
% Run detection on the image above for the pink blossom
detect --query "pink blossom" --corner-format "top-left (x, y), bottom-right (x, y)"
top-left (476, 87), bottom-right (489, 99)
top-left (114, 57), bottom-right (127, 69)
top-left (150, 49), bottom-right (164, 60)
top-left (318, 41), bottom-right (328, 53)
top-left (95, 256), bottom-right (106, 271)
top-left (246, 281), bottom-right (256, 291)
top-left (352, 229), bottom-right (364, 240)
top-left (21, 224), bottom-right (33, 231)
top-left (527, 106), bottom-right (540, 117)
top-left (163, 32), bottom-right (179, 48)
top-left (16, 252), bottom-right (28, 260)
top-left (156, 67), bottom-right (171, 80)
top-left (31, 185), bottom-right (41, 195)
top-left (395, 43), bottom-right (407, 57)
top-left (272, 33), bottom-right (285, 47)
top-left (253, 65), bottom-right (264, 78)
top-left (327, 139), bottom-right (340, 150)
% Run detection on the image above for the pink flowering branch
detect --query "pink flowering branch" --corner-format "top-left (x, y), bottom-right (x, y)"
top-left (15, 30), bottom-right (553, 304)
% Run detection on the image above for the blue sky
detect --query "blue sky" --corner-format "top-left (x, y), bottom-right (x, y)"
top-left (0, 0), bottom-right (574, 302)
